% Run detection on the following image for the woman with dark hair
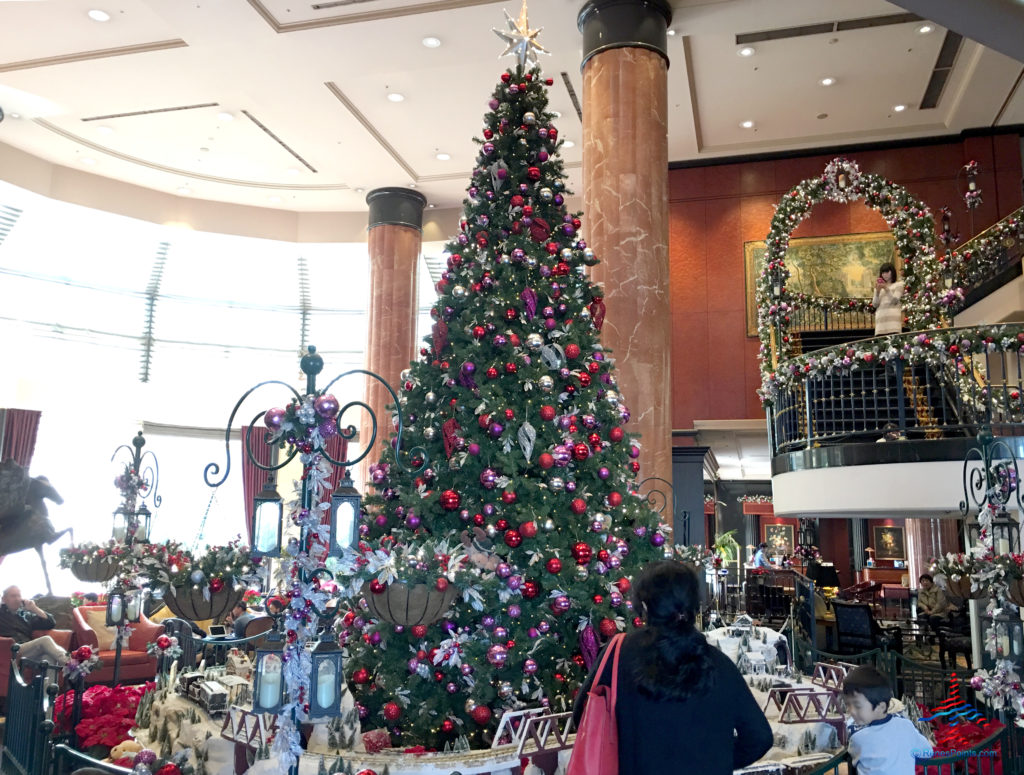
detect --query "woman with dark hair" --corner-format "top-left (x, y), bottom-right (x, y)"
top-left (572, 561), bottom-right (772, 774)
top-left (872, 261), bottom-right (904, 335)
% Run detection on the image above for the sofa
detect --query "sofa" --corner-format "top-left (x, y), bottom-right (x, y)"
top-left (70, 605), bottom-right (162, 685)
top-left (0, 628), bottom-right (73, 705)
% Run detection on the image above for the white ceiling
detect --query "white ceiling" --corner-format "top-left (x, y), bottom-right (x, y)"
top-left (0, 0), bottom-right (1022, 213)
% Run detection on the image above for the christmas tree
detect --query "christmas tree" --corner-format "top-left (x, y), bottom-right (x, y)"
top-left (338, 13), bottom-right (665, 748)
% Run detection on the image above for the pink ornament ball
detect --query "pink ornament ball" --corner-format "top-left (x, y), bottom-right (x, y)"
top-left (971, 675), bottom-right (985, 690)
top-left (314, 393), bottom-right (340, 418)
top-left (374, 515), bottom-right (388, 527)
top-left (523, 658), bottom-right (538, 674)
top-left (264, 407), bottom-right (286, 430)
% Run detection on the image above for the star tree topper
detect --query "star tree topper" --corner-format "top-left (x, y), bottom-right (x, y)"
top-left (493, 0), bottom-right (548, 68)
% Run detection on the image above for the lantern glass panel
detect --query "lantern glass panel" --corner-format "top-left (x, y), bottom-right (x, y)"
top-left (332, 498), bottom-right (357, 554)
top-left (315, 659), bottom-right (337, 709)
top-left (254, 652), bottom-right (284, 713)
top-left (253, 501), bottom-right (282, 555)
top-left (124, 590), bottom-right (141, 622)
top-left (107, 593), bottom-right (124, 626)
top-left (112, 511), bottom-right (128, 543)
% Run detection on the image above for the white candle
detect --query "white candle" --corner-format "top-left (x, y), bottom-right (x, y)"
top-left (258, 655), bottom-right (282, 709)
top-left (113, 527), bottom-right (126, 542)
top-left (125, 596), bottom-right (140, 621)
top-left (998, 538), bottom-right (1010, 555)
top-left (109, 597), bottom-right (123, 623)
top-left (316, 663), bottom-right (336, 708)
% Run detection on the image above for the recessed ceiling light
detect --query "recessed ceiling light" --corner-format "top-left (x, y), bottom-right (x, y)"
top-left (177, 186), bottom-right (192, 195)
top-left (387, 92), bottom-right (405, 103)
top-left (820, 77), bottom-right (835, 86)
top-left (740, 120), bottom-right (755, 129)
top-left (667, 29), bottom-right (677, 36)
top-left (408, 182), bottom-right (417, 188)
top-left (427, 203), bottom-right (436, 208)
top-left (87, 9), bottom-right (110, 22)
top-left (738, 46), bottom-right (756, 57)
top-left (354, 187), bottom-right (365, 194)
top-left (422, 36), bottom-right (441, 48)
top-left (217, 111), bottom-right (234, 122)
top-left (80, 157), bottom-right (96, 166)
top-left (96, 125), bottom-right (113, 135)
top-left (9, 113), bottom-right (20, 119)
top-left (917, 24), bottom-right (934, 34)
top-left (562, 139), bottom-right (575, 148)
top-left (893, 104), bottom-right (907, 112)
top-left (436, 152), bottom-right (451, 161)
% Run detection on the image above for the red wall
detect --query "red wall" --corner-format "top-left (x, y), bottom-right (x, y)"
top-left (669, 133), bottom-right (1024, 431)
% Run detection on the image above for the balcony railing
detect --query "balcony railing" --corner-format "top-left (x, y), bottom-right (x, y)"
top-left (766, 324), bottom-right (1024, 456)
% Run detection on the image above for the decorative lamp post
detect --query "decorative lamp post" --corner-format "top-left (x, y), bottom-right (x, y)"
top-left (251, 474), bottom-right (284, 559)
top-left (106, 584), bottom-right (142, 684)
top-left (204, 345), bottom-right (420, 773)
top-left (962, 425), bottom-right (1022, 555)
top-left (252, 627), bottom-right (286, 715)
top-left (110, 430), bottom-right (161, 546)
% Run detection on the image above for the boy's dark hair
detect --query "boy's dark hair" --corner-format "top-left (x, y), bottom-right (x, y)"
top-left (919, 573), bottom-right (934, 583)
top-left (843, 665), bottom-right (892, 709)
top-left (757, 542), bottom-right (768, 550)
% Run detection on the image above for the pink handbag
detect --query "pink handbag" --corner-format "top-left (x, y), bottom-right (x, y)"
top-left (567, 633), bottom-right (624, 775)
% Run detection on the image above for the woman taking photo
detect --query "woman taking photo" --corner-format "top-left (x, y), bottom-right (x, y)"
top-left (572, 561), bottom-right (772, 774)
top-left (872, 261), bottom-right (905, 335)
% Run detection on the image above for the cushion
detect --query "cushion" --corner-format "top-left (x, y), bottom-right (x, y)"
top-left (147, 607), bottom-right (213, 633)
top-left (82, 608), bottom-right (116, 651)
top-left (97, 650), bottom-right (151, 666)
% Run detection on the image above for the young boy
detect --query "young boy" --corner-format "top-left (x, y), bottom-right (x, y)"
top-left (843, 665), bottom-right (932, 774)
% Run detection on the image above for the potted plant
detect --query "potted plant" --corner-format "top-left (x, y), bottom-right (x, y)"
top-left (157, 541), bottom-right (254, 621)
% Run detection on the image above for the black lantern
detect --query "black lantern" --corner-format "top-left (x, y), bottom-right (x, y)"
top-left (770, 266), bottom-right (784, 298)
top-left (961, 426), bottom-right (1024, 555)
top-left (328, 474), bottom-right (361, 557)
top-left (112, 507), bottom-right (130, 544)
top-left (105, 585), bottom-right (142, 627)
top-left (966, 507), bottom-right (1021, 555)
top-left (252, 474), bottom-right (284, 558)
top-left (135, 502), bottom-right (152, 542)
top-left (252, 629), bottom-right (286, 714)
top-left (309, 633), bottom-right (344, 717)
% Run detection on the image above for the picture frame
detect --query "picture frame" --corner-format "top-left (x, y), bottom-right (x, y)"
top-left (764, 524), bottom-right (794, 555)
top-left (873, 526), bottom-right (906, 560)
top-left (743, 231), bottom-right (895, 336)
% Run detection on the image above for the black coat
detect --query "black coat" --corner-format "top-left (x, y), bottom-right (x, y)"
top-left (0, 604), bottom-right (54, 644)
top-left (572, 631), bottom-right (773, 774)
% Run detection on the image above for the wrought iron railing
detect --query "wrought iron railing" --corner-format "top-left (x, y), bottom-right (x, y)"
top-left (767, 326), bottom-right (1024, 455)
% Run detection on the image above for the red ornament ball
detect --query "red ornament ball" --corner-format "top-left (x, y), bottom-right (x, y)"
top-left (565, 343), bottom-right (581, 360)
top-left (593, 594), bottom-right (604, 604)
top-left (411, 625), bottom-right (428, 639)
top-left (505, 308), bottom-right (519, 321)
top-left (538, 453), bottom-right (555, 469)
top-left (545, 557), bottom-right (562, 574)
top-left (520, 521), bottom-right (538, 538)
top-left (440, 489), bottom-right (461, 511)
top-left (352, 668), bottom-right (370, 684)
top-left (486, 367), bottom-right (499, 379)
top-left (572, 542), bottom-right (593, 565)
top-left (472, 326), bottom-right (486, 339)
top-left (522, 580), bottom-right (540, 599)
top-left (615, 577), bottom-right (632, 593)
top-left (633, 617), bottom-right (644, 628)
top-left (504, 530), bottom-right (523, 548)
top-left (369, 579), bottom-right (387, 594)
top-left (495, 518), bottom-right (509, 530)
top-left (607, 491), bottom-right (623, 508)
top-left (209, 577), bottom-right (225, 593)
top-left (539, 405), bottom-right (556, 421)
top-left (588, 433), bottom-right (601, 447)
top-left (570, 498), bottom-right (587, 515)
top-left (504, 408), bottom-right (515, 420)
top-left (478, 414), bottom-right (491, 429)
top-left (598, 549), bottom-right (611, 563)
top-left (435, 577), bottom-right (449, 592)
top-left (502, 490), bottom-right (517, 504)
top-left (356, 770), bottom-right (379, 775)
top-left (442, 719), bottom-right (455, 733)
top-left (599, 618), bottom-right (618, 638)
top-left (505, 362), bottom-right (518, 374)
top-left (383, 702), bottom-right (401, 721)
top-left (471, 704), bottom-right (492, 725)
top-left (630, 461), bottom-right (640, 474)
top-left (573, 443), bottom-right (590, 461)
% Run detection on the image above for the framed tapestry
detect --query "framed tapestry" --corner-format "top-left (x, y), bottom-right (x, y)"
top-left (743, 231), bottom-right (895, 336)
top-left (764, 524), bottom-right (794, 555)
top-left (873, 525), bottom-right (906, 561)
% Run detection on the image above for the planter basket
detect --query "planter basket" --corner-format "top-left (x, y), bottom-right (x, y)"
top-left (362, 582), bottom-right (458, 626)
top-left (70, 559), bottom-right (119, 584)
top-left (1007, 579), bottom-right (1024, 608)
top-left (162, 584), bottom-right (242, 622)
top-left (945, 576), bottom-right (981, 600)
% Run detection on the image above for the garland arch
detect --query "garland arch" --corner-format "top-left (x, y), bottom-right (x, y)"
top-left (756, 157), bottom-right (956, 402)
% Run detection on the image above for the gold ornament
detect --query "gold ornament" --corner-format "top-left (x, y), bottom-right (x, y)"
top-left (493, 0), bottom-right (549, 69)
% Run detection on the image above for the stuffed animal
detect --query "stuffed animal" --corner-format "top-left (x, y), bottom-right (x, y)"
top-left (108, 739), bottom-right (143, 765)
top-left (461, 526), bottom-right (500, 571)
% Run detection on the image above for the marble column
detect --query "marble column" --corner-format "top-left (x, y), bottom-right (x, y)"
top-left (361, 187), bottom-right (427, 485)
top-left (578, 0), bottom-right (674, 489)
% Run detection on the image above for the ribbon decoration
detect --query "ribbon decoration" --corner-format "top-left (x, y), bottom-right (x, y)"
top-left (520, 287), bottom-right (538, 321)
top-left (517, 421), bottom-right (536, 461)
top-left (432, 319), bottom-right (448, 356)
top-left (442, 418), bottom-right (461, 459)
top-left (590, 296), bottom-right (606, 331)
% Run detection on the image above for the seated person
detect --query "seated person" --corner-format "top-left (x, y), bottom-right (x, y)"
top-left (225, 602), bottom-right (258, 639)
top-left (0, 585), bottom-right (67, 664)
top-left (917, 573), bottom-right (950, 636)
top-left (751, 542), bottom-right (772, 569)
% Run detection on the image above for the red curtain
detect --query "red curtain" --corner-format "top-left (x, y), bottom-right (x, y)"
top-left (1, 409), bottom-right (41, 468)
top-left (241, 425), bottom-right (274, 545)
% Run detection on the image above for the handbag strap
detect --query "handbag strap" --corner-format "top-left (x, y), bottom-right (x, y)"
top-left (592, 633), bottom-right (624, 705)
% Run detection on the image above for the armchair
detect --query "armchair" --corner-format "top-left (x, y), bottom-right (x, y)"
top-left (0, 629), bottom-right (72, 706)
top-left (70, 605), bottom-right (162, 684)
top-left (830, 600), bottom-right (903, 656)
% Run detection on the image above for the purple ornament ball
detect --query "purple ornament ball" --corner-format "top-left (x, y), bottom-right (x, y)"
top-left (651, 533), bottom-right (666, 547)
top-left (264, 407), bottom-right (286, 430)
top-left (489, 422), bottom-right (504, 438)
top-left (508, 604), bottom-right (521, 618)
top-left (496, 562), bottom-right (512, 578)
top-left (598, 467), bottom-right (611, 480)
top-left (406, 514), bottom-right (421, 529)
top-left (527, 628), bottom-right (540, 639)
top-left (314, 393), bottom-right (340, 418)
top-left (369, 631), bottom-right (382, 646)
top-left (537, 620), bottom-right (551, 633)
top-left (482, 615), bottom-right (496, 629)
top-left (468, 443), bottom-right (481, 456)
top-left (374, 515), bottom-right (388, 528)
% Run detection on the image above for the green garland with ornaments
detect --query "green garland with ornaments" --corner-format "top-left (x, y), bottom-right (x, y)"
top-left (757, 158), bottom-right (948, 402)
